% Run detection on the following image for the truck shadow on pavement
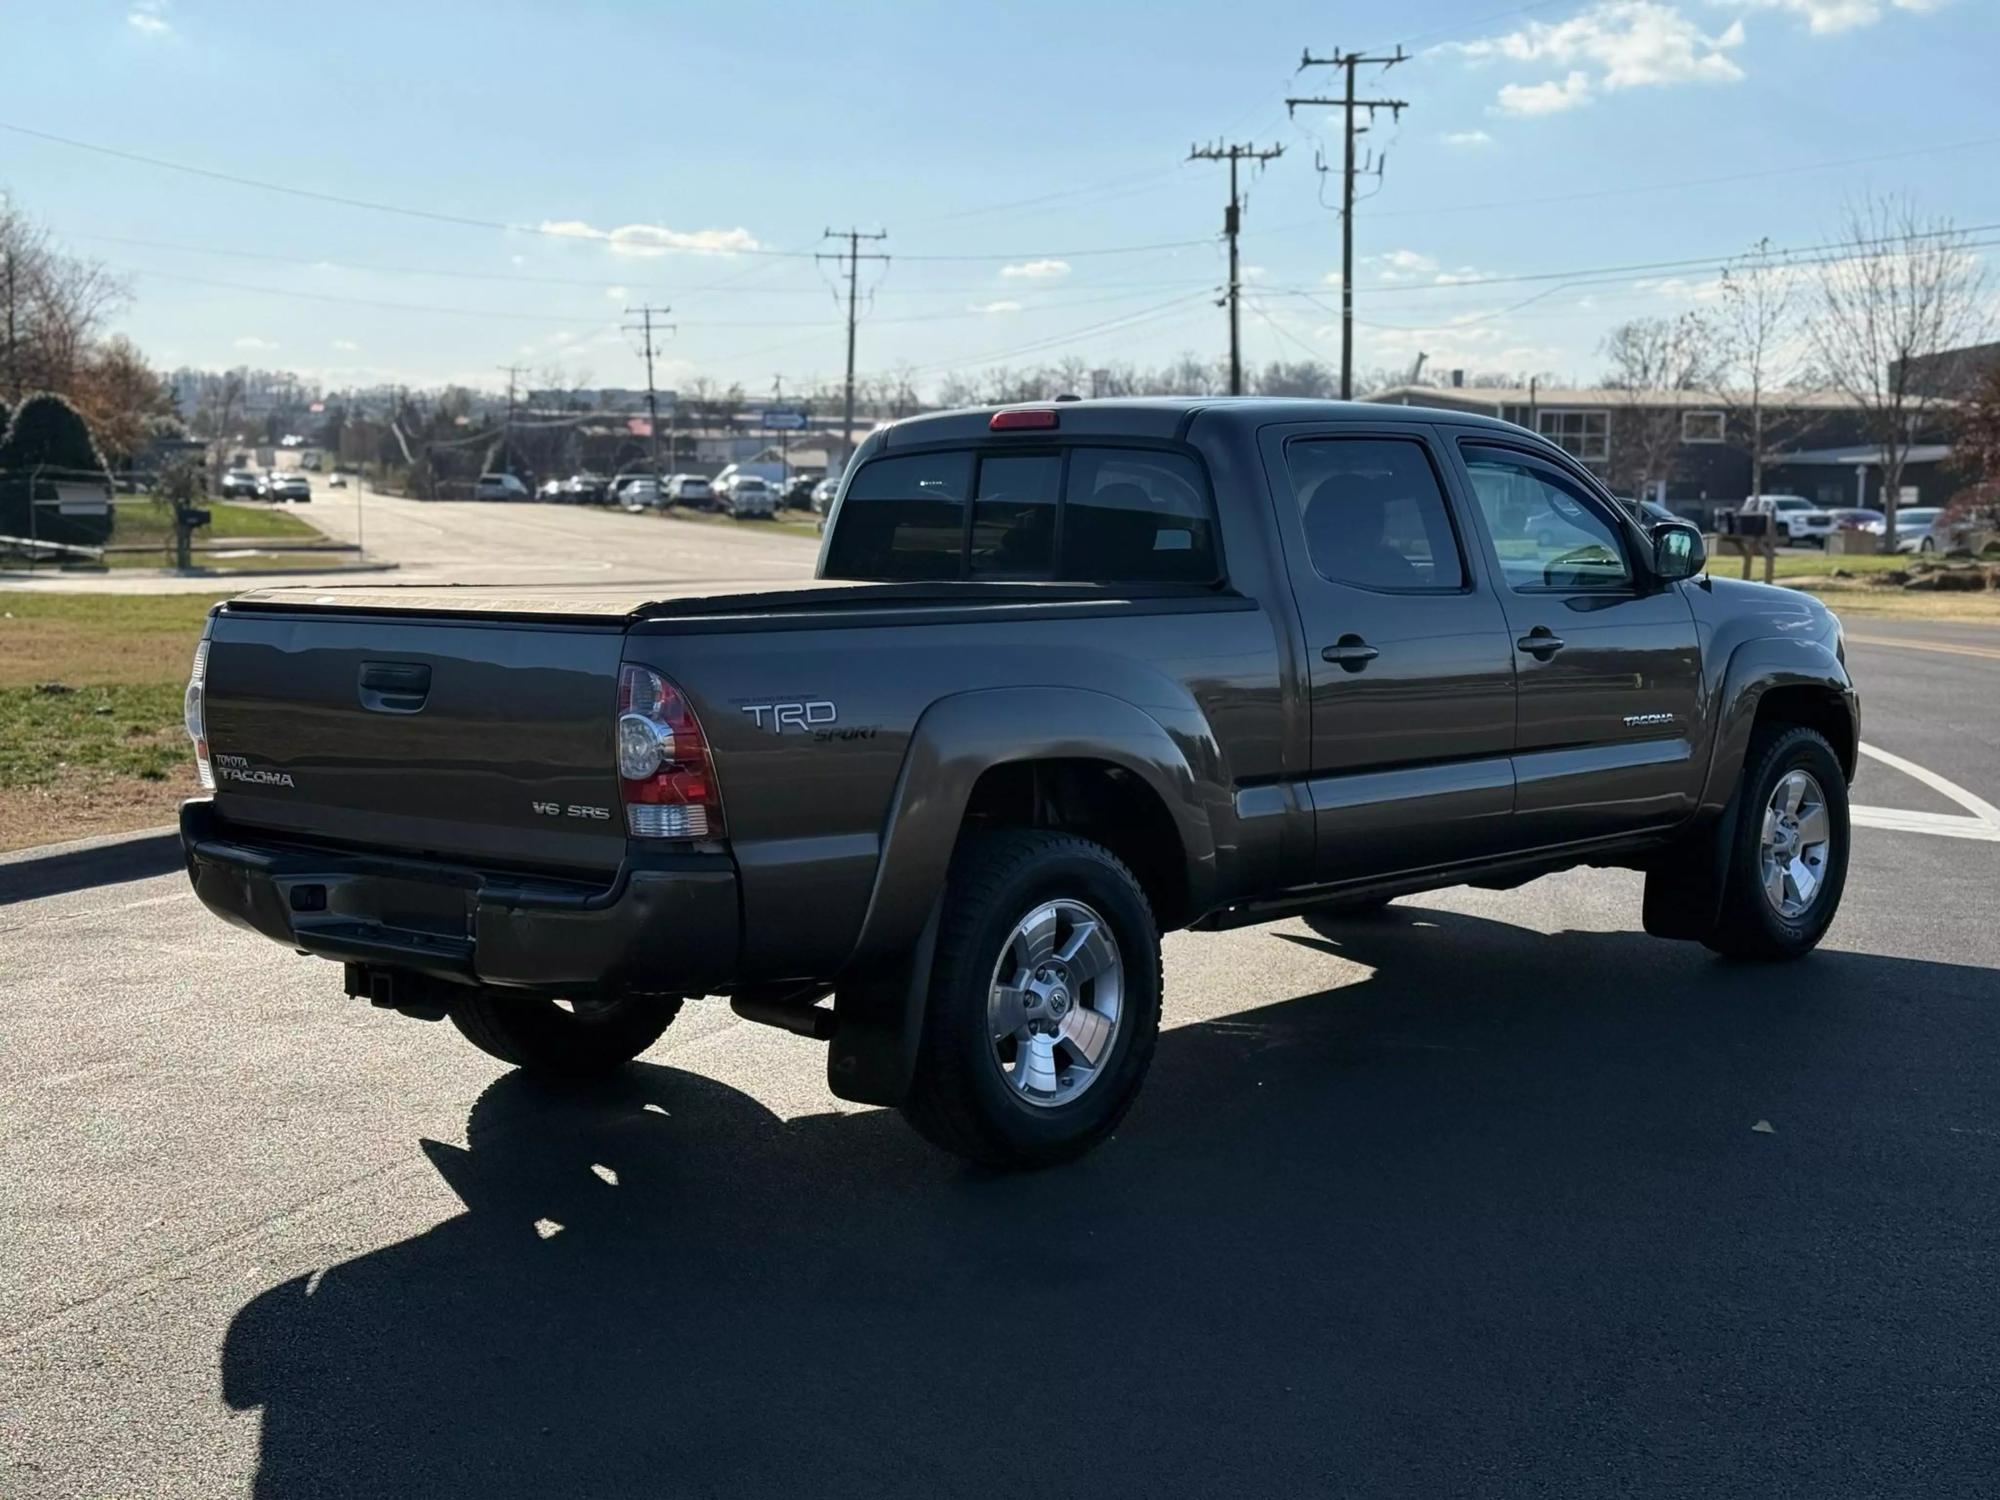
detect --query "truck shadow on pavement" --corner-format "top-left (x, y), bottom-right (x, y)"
top-left (221, 907), bottom-right (2000, 1498)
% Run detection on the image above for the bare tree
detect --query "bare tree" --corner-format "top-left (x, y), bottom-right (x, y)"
top-left (1808, 196), bottom-right (1991, 532)
top-left (1600, 313), bottom-right (1721, 498)
top-left (0, 201), bottom-right (129, 400)
top-left (1714, 239), bottom-right (1811, 505)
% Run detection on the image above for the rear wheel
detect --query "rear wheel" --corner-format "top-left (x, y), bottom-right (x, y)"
top-left (448, 992), bottom-right (681, 1076)
top-left (901, 831), bottom-right (1162, 1169)
top-left (1704, 725), bottom-right (1849, 960)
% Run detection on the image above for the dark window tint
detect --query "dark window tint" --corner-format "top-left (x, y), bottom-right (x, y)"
top-left (821, 452), bottom-right (972, 579)
top-left (1285, 438), bottom-right (1465, 591)
top-left (1461, 444), bottom-right (1631, 591)
top-left (1060, 449), bottom-right (1216, 583)
top-left (969, 454), bottom-right (1059, 574)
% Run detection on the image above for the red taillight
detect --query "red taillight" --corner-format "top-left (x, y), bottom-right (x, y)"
top-left (989, 408), bottom-right (1058, 431)
top-left (616, 664), bottom-right (724, 840)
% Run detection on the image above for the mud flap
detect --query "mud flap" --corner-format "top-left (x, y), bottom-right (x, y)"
top-left (1642, 789), bottom-right (1742, 942)
top-left (825, 898), bottom-right (941, 1107)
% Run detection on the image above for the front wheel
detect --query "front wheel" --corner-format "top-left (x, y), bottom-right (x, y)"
top-left (1705, 726), bottom-right (1850, 960)
top-left (448, 991), bottom-right (681, 1076)
top-left (901, 831), bottom-right (1162, 1169)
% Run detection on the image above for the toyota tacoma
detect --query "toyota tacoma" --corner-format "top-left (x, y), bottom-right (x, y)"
top-left (180, 398), bottom-right (1858, 1166)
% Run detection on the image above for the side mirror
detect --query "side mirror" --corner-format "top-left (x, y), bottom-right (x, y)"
top-left (1650, 520), bottom-right (1705, 581)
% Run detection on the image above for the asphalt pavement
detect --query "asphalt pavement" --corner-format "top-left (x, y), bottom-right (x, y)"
top-left (0, 482), bottom-right (824, 595)
top-left (2, 615), bottom-right (1997, 1497)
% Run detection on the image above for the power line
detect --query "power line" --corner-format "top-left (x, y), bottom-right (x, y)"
top-left (1187, 142), bottom-right (1285, 395)
top-left (0, 120), bottom-right (1212, 265)
top-left (818, 228), bottom-right (888, 467)
top-left (1262, 219), bottom-right (2000, 301)
top-left (1288, 46), bottom-right (1410, 398)
top-left (1363, 133), bottom-right (2000, 221)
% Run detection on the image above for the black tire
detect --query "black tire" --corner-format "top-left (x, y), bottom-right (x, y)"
top-left (901, 830), bottom-right (1162, 1169)
top-left (1704, 725), bottom-right (1850, 961)
top-left (447, 992), bottom-right (681, 1076)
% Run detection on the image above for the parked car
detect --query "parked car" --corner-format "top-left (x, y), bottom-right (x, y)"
top-left (1826, 507), bottom-right (1883, 532)
top-left (1887, 507), bottom-right (1946, 553)
top-left (474, 473), bottom-right (531, 503)
top-left (328, 474), bottom-right (348, 490)
top-left (220, 470), bottom-right (260, 500)
top-left (720, 474), bottom-right (776, 518)
top-left (779, 475), bottom-right (819, 511)
top-left (810, 475), bottom-right (840, 514)
top-left (252, 474), bottom-right (274, 500)
top-left (620, 477), bottom-right (663, 512)
top-left (537, 479), bottom-right (567, 502)
top-left (564, 473), bottom-right (610, 505)
top-left (181, 397), bottom-right (1858, 1168)
top-left (1740, 494), bottom-right (1834, 545)
top-left (268, 474), bottom-right (311, 503)
top-left (662, 474), bottom-right (711, 509)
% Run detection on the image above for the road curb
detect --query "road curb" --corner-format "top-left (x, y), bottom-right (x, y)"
top-left (0, 825), bottom-right (182, 906)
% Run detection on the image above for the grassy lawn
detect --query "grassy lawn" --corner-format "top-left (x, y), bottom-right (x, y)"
top-left (1703, 551), bottom-right (1913, 581)
top-left (0, 592), bottom-right (224, 850)
top-left (112, 497), bottom-right (321, 546)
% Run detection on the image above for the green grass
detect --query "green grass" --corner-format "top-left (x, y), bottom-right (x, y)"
top-left (0, 592), bottom-right (226, 690)
top-left (0, 681), bottom-right (187, 789)
top-left (110, 498), bottom-right (320, 549)
top-left (1704, 551), bottom-right (1915, 580)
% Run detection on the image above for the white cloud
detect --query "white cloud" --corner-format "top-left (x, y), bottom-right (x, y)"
top-left (604, 285), bottom-right (628, 300)
top-left (127, 1), bottom-right (171, 35)
top-left (1242, 265), bottom-right (1270, 281)
top-left (1711, 0), bottom-right (1950, 31)
top-left (233, 336), bottom-right (279, 351)
top-left (969, 300), bottom-right (1024, 314)
top-left (1442, 129), bottom-right (1495, 145)
top-left (550, 330), bottom-right (576, 345)
top-left (999, 258), bottom-right (1071, 280)
top-left (538, 220), bottom-right (760, 257)
top-left (330, 339), bottom-right (360, 352)
top-left (1454, 2), bottom-right (1745, 116)
top-left (1498, 70), bottom-right (1597, 114)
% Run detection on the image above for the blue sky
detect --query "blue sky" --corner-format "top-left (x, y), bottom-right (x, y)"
top-left (3, 0), bottom-right (1993, 396)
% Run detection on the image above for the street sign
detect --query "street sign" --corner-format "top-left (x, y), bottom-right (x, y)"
top-left (759, 407), bottom-right (809, 430)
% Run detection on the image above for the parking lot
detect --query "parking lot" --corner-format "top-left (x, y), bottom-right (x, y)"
top-left (3, 625), bottom-right (1997, 1497)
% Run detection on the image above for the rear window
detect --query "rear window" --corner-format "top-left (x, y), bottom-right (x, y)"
top-left (824, 446), bottom-right (1216, 584)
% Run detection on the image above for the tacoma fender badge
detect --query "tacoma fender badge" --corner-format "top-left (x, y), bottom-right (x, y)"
top-left (1622, 712), bottom-right (1677, 728)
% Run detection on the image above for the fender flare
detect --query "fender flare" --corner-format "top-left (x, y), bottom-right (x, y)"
top-left (849, 686), bottom-right (1219, 967)
top-left (825, 686), bottom-right (1220, 1107)
top-left (1696, 635), bottom-right (1854, 819)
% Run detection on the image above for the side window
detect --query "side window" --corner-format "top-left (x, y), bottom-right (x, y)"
top-left (1283, 437), bottom-right (1466, 591)
top-left (1060, 449), bottom-right (1216, 583)
top-left (821, 452), bottom-right (973, 580)
top-left (969, 454), bottom-right (1059, 575)
top-left (1460, 443), bottom-right (1632, 591)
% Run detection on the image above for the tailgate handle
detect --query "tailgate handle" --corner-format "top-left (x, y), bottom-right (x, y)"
top-left (358, 660), bottom-right (432, 714)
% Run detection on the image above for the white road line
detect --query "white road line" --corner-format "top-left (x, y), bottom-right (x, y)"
top-left (1852, 741), bottom-right (2000, 843)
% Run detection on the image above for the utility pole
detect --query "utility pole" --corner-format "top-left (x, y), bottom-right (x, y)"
top-left (495, 363), bottom-right (526, 477)
top-left (1288, 45), bottom-right (1409, 400)
top-left (772, 373), bottom-right (791, 491)
top-left (622, 305), bottom-right (675, 480)
top-left (818, 228), bottom-right (888, 469)
top-left (1186, 142), bottom-right (1284, 396)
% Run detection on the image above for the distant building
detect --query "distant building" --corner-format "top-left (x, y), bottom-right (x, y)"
top-left (1363, 381), bottom-right (1962, 519)
top-left (1894, 340), bottom-right (2000, 399)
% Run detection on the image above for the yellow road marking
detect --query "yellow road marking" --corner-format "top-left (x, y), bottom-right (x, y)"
top-left (1845, 634), bottom-right (2000, 663)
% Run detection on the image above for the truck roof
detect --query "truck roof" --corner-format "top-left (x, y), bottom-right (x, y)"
top-left (876, 396), bottom-right (1529, 448)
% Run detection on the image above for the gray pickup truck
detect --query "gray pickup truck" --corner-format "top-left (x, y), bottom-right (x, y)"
top-left (181, 398), bottom-right (1858, 1166)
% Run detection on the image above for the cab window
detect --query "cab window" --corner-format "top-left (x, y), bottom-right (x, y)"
top-left (1283, 437), bottom-right (1466, 591)
top-left (820, 452), bottom-right (972, 580)
top-left (1461, 443), bottom-right (1632, 591)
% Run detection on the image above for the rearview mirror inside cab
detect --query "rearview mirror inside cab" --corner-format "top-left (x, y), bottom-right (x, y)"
top-left (1650, 520), bottom-right (1705, 582)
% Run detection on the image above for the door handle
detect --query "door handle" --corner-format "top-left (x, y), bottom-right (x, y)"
top-left (358, 660), bottom-right (432, 713)
top-left (1321, 635), bottom-right (1380, 672)
top-left (1516, 628), bottom-right (1566, 659)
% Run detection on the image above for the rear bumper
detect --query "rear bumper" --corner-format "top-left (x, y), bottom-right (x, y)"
top-left (180, 798), bottom-right (738, 996)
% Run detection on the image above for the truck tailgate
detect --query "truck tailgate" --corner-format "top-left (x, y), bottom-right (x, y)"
top-left (202, 609), bottom-right (627, 874)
